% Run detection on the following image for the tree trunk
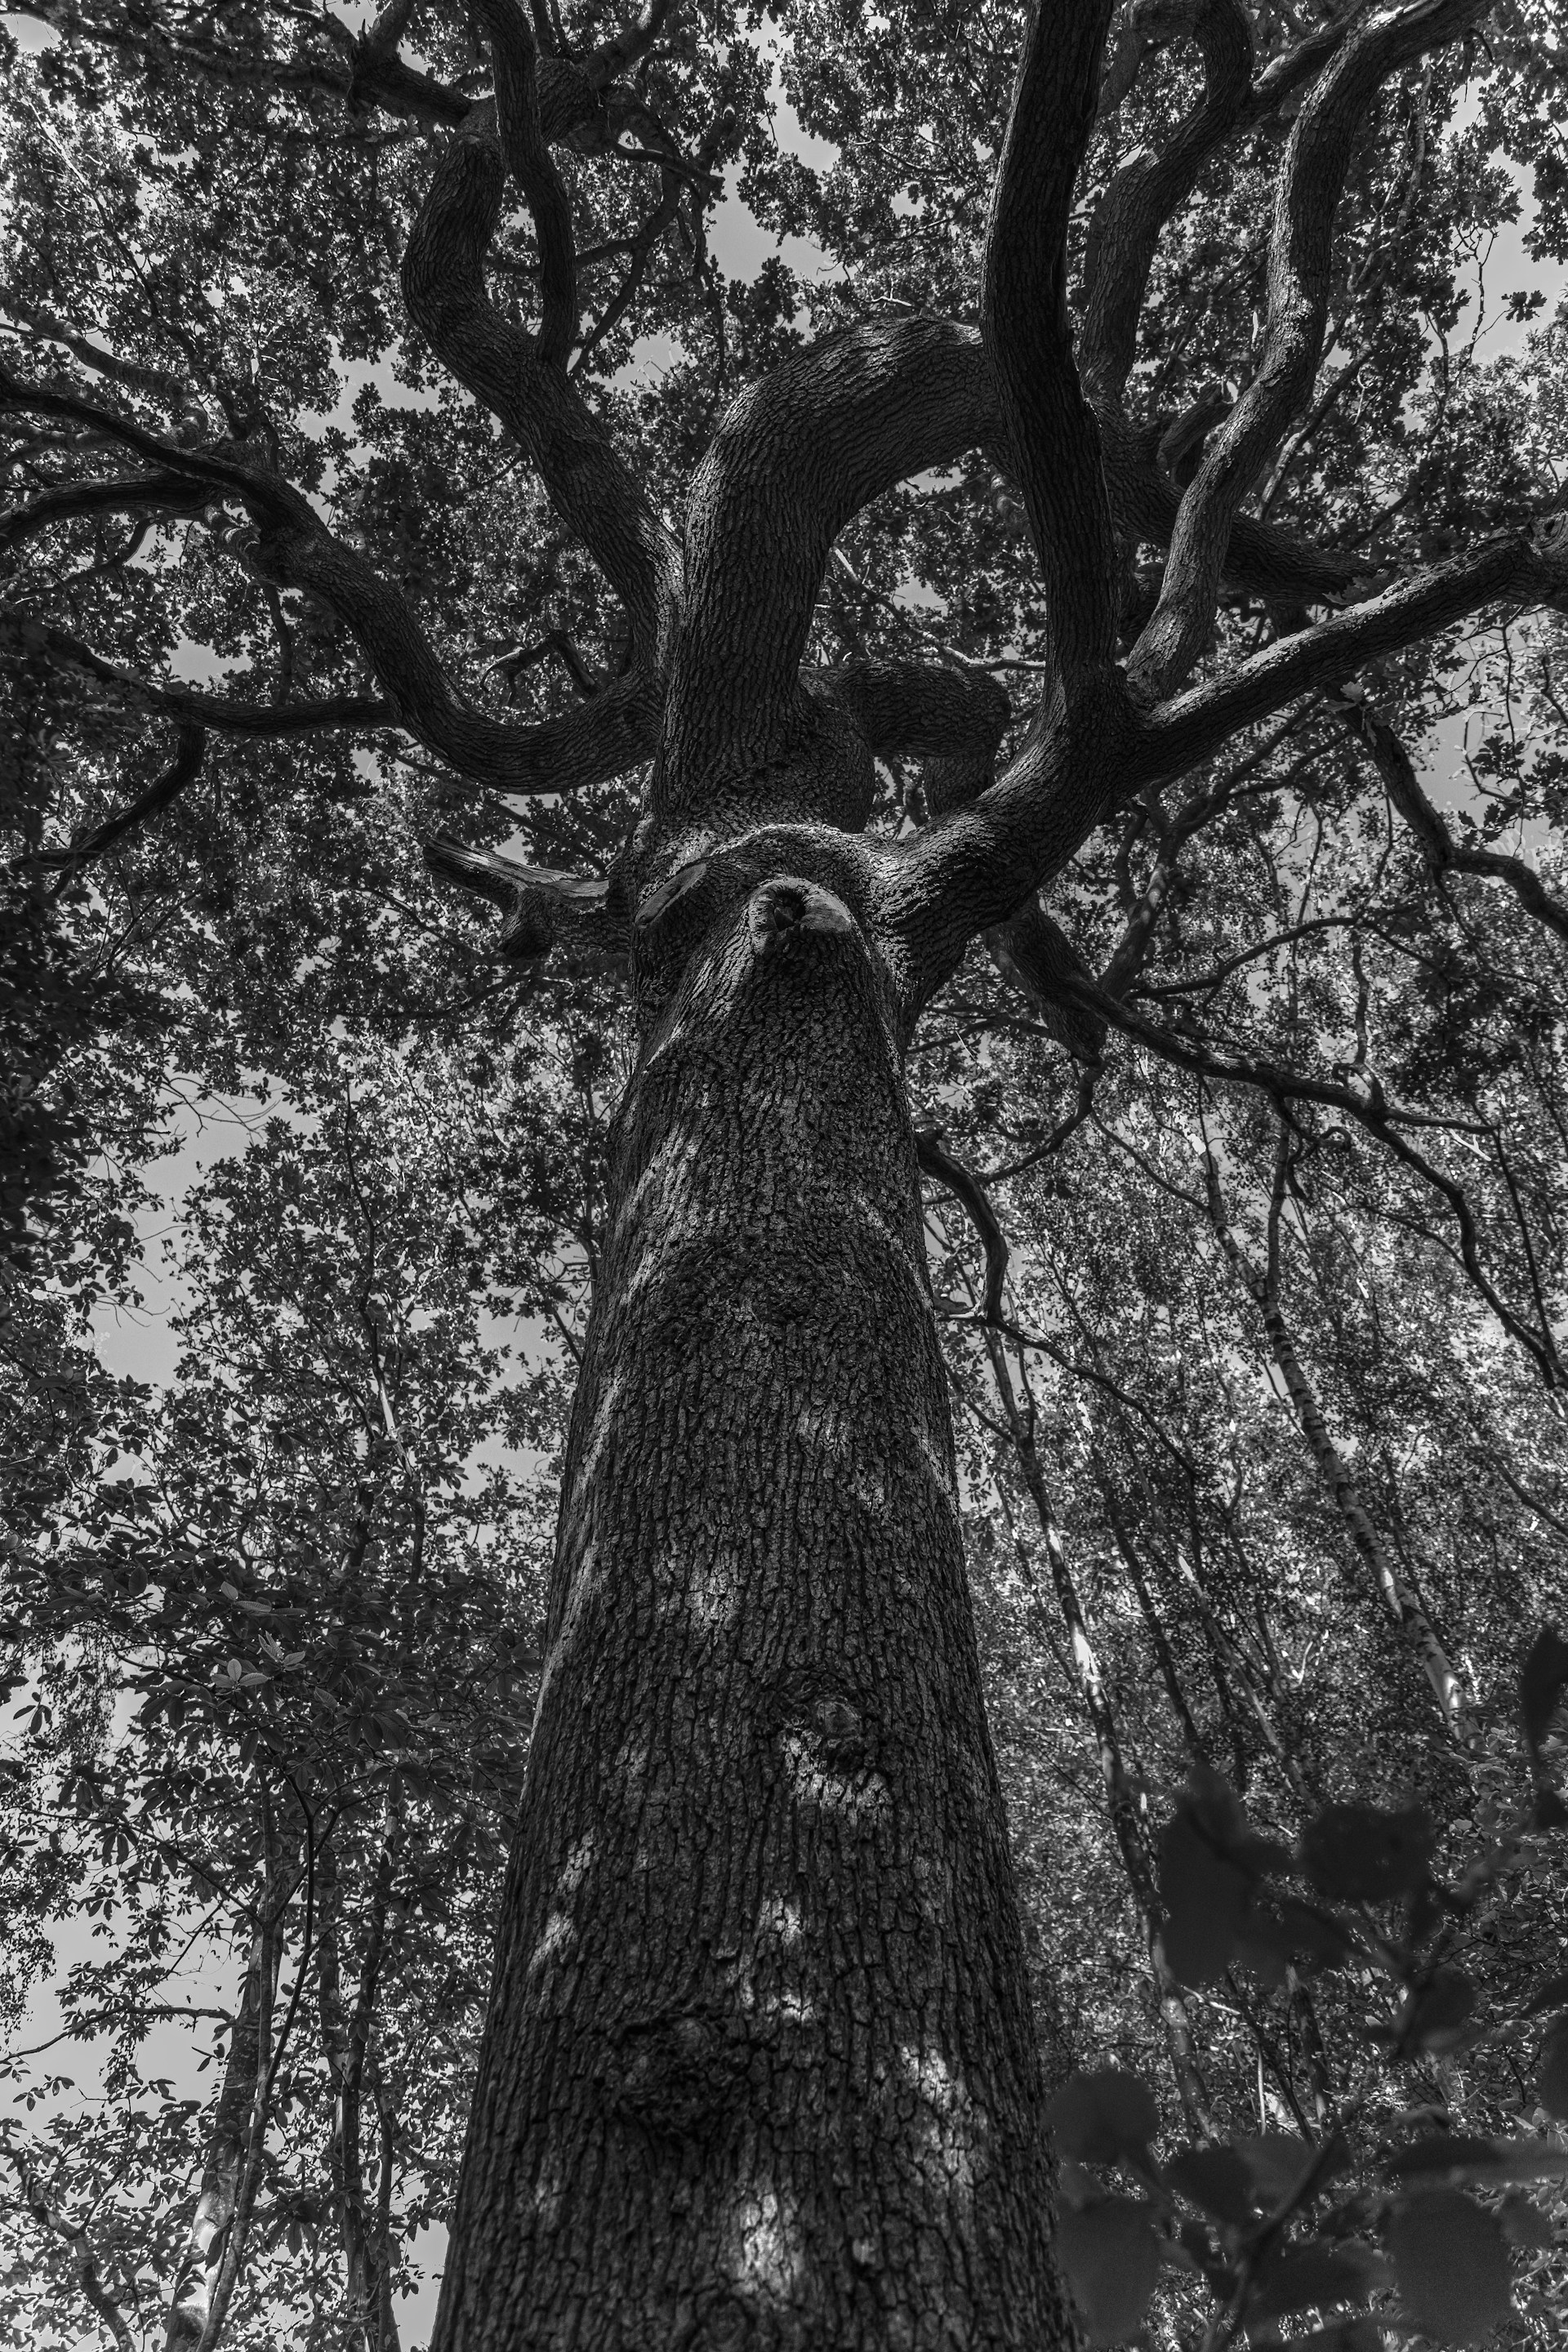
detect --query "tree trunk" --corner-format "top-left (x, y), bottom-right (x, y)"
top-left (318, 1837), bottom-right (403, 2352)
top-left (434, 856), bottom-right (1071, 2347)
top-left (164, 1867), bottom-right (284, 2352)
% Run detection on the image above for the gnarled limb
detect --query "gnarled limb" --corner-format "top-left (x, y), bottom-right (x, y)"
top-left (662, 318), bottom-right (1000, 804)
top-left (474, 0), bottom-right (577, 365)
top-left (2, 470), bottom-right (212, 550)
top-left (1127, 0), bottom-right (1489, 700)
top-left (881, 515), bottom-right (1566, 1004)
top-left (0, 293), bottom-right (191, 410)
top-left (38, 722), bottom-right (205, 879)
top-left (424, 832), bottom-right (623, 964)
top-left (981, 0), bottom-right (1122, 696)
top-left (986, 903), bottom-right (1108, 1067)
top-left (1080, 0), bottom-right (1254, 407)
top-left (1143, 519), bottom-right (1568, 779)
top-left (1098, 404), bottom-right (1365, 608)
top-left (401, 105), bottom-right (680, 667)
top-left (2, 609), bottom-right (387, 737)
top-left (811, 659), bottom-right (1009, 767)
top-left (1, 376), bottom-right (658, 793)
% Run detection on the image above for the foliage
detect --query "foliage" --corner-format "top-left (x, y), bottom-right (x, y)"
top-left (2, 0), bottom-right (1568, 2341)
top-left (1042, 1637), bottom-right (1568, 2346)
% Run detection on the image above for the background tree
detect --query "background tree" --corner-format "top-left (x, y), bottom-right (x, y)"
top-left (2, 0), bottom-right (1568, 2345)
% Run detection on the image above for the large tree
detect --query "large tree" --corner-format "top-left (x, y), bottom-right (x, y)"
top-left (4, 0), bottom-right (1568, 2343)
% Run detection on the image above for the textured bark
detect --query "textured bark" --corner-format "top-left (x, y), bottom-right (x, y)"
top-left (434, 823), bottom-right (1074, 2350)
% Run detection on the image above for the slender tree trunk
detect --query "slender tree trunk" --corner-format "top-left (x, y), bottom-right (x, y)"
top-left (1202, 1146), bottom-right (1477, 1744)
top-left (434, 859), bottom-right (1071, 2347)
top-left (985, 1336), bottom-right (1216, 2143)
top-left (164, 1851), bottom-right (287, 2352)
top-left (318, 1838), bottom-right (403, 2352)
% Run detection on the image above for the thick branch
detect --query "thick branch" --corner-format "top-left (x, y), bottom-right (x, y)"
top-left (1141, 520), bottom-right (1568, 779)
top-left (883, 515), bottom-right (1567, 998)
top-left (986, 901), bottom-right (1107, 1067)
top-left (474, 0), bottom-right (577, 365)
top-left (424, 832), bottom-right (622, 964)
top-left (663, 318), bottom-right (998, 804)
top-left (812, 660), bottom-right (1009, 765)
top-left (1128, 0), bottom-right (1488, 700)
top-left (981, 0), bottom-right (1122, 692)
top-left (1098, 402), bottom-right (1365, 608)
top-left (2, 470), bottom-right (211, 550)
top-left (1080, 0), bottom-right (1254, 406)
top-left (0, 376), bottom-right (657, 792)
top-left (401, 108), bottom-right (679, 666)
top-left (0, 294), bottom-right (190, 408)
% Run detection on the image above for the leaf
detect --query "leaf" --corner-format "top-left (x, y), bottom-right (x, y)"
top-left (1385, 2134), bottom-right (1568, 2185)
top-left (1498, 2192), bottom-right (1556, 2250)
top-left (1524, 1969), bottom-right (1568, 2016)
top-left (1401, 1966), bottom-right (1477, 2054)
top-left (1159, 1807), bottom-right (1250, 1988)
top-left (1296, 1803), bottom-right (1436, 1900)
top-left (1388, 2190), bottom-right (1512, 2345)
top-left (1055, 2197), bottom-right (1161, 2347)
top-left (1164, 2144), bottom-right (1258, 2227)
top-left (1047, 2069), bottom-right (1160, 2168)
top-left (1271, 2323), bottom-right (1383, 2352)
top-left (1538, 2017), bottom-right (1568, 2122)
top-left (1252, 2238), bottom-right (1390, 2319)
top-left (1236, 2133), bottom-right (1335, 2207)
top-left (1521, 1625), bottom-right (1568, 1757)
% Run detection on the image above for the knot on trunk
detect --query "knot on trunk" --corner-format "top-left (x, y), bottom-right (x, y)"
top-left (746, 877), bottom-right (858, 959)
top-left (609, 2010), bottom-right (751, 2140)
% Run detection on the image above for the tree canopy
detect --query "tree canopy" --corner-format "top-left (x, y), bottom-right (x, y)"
top-left (3, 0), bottom-right (1568, 2345)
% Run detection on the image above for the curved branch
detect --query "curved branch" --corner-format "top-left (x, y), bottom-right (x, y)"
top-left (1128, 0), bottom-right (1488, 699)
top-left (2, 609), bottom-right (387, 737)
top-left (38, 723), bottom-right (206, 876)
top-left (401, 107), bottom-right (679, 666)
top-left (1343, 698), bottom-right (1568, 945)
top-left (981, 0), bottom-right (1122, 693)
top-left (810, 660), bottom-right (1010, 764)
top-left (1080, 0), bottom-right (1254, 406)
top-left (474, 0), bottom-right (577, 364)
top-left (1141, 520), bottom-right (1568, 778)
top-left (986, 901), bottom-right (1107, 1067)
top-left (663, 317), bottom-right (999, 804)
top-left (0, 376), bottom-right (658, 793)
top-left (1098, 406), bottom-right (1365, 606)
top-left (917, 1125), bottom-right (1009, 1324)
top-left (2, 470), bottom-right (211, 550)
